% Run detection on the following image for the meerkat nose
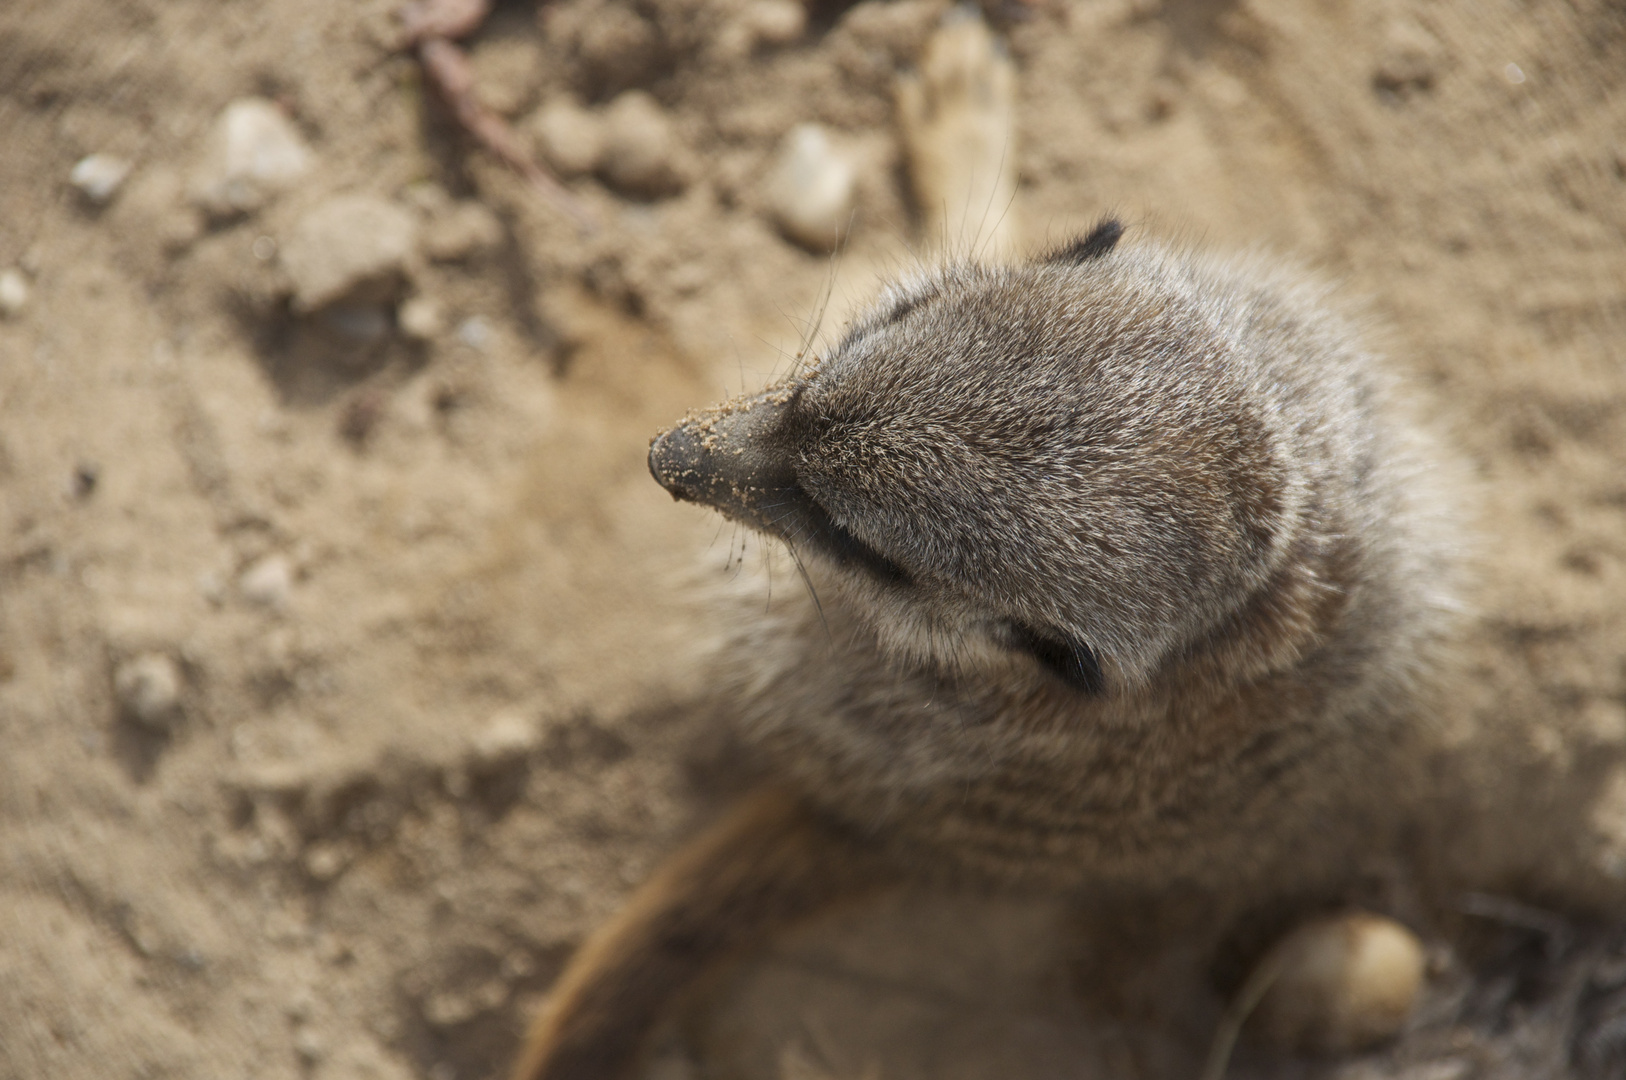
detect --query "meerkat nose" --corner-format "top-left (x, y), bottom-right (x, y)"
top-left (648, 393), bottom-right (800, 525)
top-left (648, 425), bottom-right (709, 503)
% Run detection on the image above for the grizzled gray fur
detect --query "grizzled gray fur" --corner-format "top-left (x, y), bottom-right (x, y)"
top-left (650, 222), bottom-right (1465, 894)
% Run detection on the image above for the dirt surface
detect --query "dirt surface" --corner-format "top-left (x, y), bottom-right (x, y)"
top-left (3, 1), bottom-right (1626, 1079)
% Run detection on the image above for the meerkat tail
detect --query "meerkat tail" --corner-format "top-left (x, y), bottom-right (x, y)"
top-left (509, 789), bottom-right (895, 1080)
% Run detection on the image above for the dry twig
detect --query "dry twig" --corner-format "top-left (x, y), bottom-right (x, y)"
top-left (398, 0), bottom-right (597, 232)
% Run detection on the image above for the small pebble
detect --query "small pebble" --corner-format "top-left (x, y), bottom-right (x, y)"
top-left (741, 0), bottom-right (806, 46)
top-left (1374, 18), bottom-right (1441, 96)
top-left (553, 3), bottom-right (660, 95)
top-left (279, 194), bottom-right (418, 313)
top-left (839, 0), bottom-right (942, 61)
top-left (422, 980), bottom-right (507, 1029)
top-left (114, 653), bottom-right (183, 729)
top-left (468, 36), bottom-right (544, 117)
top-left (716, 0), bottom-right (806, 59)
top-left (599, 91), bottom-right (687, 199)
top-left (304, 841), bottom-right (350, 882)
top-left (398, 295), bottom-right (445, 341)
top-left (190, 98), bottom-right (313, 218)
top-left (320, 304), bottom-right (391, 342)
top-left (423, 991), bottom-right (478, 1030)
top-left (72, 462), bottom-right (100, 499)
top-left (197, 570), bottom-right (228, 606)
top-left (531, 98), bottom-right (604, 178)
top-left (455, 315), bottom-right (491, 351)
top-left (402, 180), bottom-right (453, 215)
top-left (292, 1025), bottom-right (327, 1065)
top-left (1246, 912), bottom-right (1426, 1055)
top-left (314, 933), bottom-right (353, 965)
top-left (0, 269), bottom-right (30, 317)
top-left (469, 708), bottom-right (541, 767)
top-left (422, 201), bottom-right (504, 262)
top-left (69, 153), bottom-right (133, 204)
top-left (764, 124), bottom-right (858, 253)
top-left (240, 554), bottom-right (293, 609)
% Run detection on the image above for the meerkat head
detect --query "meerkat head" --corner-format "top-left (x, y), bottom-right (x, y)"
top-left (650, 221), bottom-right (1339, 698)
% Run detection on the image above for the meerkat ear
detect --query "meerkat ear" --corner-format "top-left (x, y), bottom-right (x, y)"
top-left (1009, 622), bottom-right (1107, 695)
top-left (1044, 218), bottom-right (1125, 265)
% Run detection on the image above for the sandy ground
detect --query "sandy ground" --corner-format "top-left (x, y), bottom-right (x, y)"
top-left (2, 1), bottom-right (1626, 1078)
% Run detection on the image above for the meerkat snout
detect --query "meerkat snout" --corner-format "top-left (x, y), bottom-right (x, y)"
top-left (650, 390), bottom-right (914, 588)
top-left (648, 391), bottom-right (798, 525)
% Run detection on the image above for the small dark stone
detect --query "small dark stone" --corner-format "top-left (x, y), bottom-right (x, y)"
top-left (73, 461), bottom-right (100, 498)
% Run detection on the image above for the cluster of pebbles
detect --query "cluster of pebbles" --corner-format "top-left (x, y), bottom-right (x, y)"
top-left (7, 0), bottom-right (882, 349)
top-left (6, 94), bottom-right (510, 348)
top-left (9, 0), bottom-right (956, 855)
top-left (529, 86), bottom-right (859, 250)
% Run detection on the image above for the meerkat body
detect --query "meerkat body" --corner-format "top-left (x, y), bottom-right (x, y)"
top-left (510, 224), bottom-right (1465, 1080)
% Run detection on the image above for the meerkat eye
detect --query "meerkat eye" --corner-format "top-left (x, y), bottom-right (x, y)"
top-left (793, 487), bottom-right (911, 586)
top-left (767, 398), bottom-right (908, 585)
top-left (1008, 622), bottom-right (1106, 695)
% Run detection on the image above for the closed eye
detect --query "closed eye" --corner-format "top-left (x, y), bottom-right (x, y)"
top-left (793, 487), bottom-right (911, 586)
top-left (1008, 622), bottom-right (1105, 695)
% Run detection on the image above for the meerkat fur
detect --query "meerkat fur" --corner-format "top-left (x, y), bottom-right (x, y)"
top-left (511, 222), bottom-right (1467, 1079)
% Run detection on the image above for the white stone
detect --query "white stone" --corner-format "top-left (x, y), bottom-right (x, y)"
top-left (422, 201), bottom-right (504, 262)
top-left (114, 653), bottom-right (183, 729)
top-left (741, 0), bottom-right (805, 46)
top-left (279, 194), bottom-right (418, 313)
top-left (600, 91), bottom-right (687, 199)
top-left (69, 154), bottom-right (133, 203)
top-left (303, 842), bottom-right (349, 882)
top-left (398, 295), bottom-right (445, 341)
top-left (0, 269), bottom-right (28, 318)
top-left (240, 554), bottom-right (293, 609)
top-left (468, 708), bottom-right (541, 766)
top-left (531, 98), bottom-right (604, 177)
top-left (293, 1029), bottom-right (326, 1065)
top-left (191, 98), bottom-right (314, 218)
top-left (1374, 18), bottom-right (1441, 95)
top-left (764, 124), bottom-right (857, 253)
top-left (455, 315), bottom-right (491, 351)
top-left (423, 987), bottom-right (489, 1029)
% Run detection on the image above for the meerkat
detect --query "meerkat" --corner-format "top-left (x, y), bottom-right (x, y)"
top-left (508, 220), bottom-right (1465, 1079)
top-left (507, 13), bottom-right (1464, 1078)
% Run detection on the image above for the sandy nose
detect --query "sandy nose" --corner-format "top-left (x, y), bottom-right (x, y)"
top-left (645, 392), bottom-right (799, 524)
top-left (648, 424), bottom-right (704, 502)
